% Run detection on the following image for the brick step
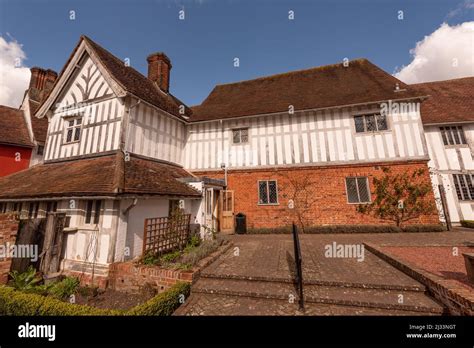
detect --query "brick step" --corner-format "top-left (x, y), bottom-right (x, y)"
top-left (174, 293), bottom-right (441, 316)
top-left (192, 278), bottom-right (444, 314)
top-left (199, 272), bottom-right (426, 292)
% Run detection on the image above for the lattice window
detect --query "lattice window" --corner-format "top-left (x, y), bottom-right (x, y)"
top-left (354, 114), bottom-right (388, 133)
top-left (64, 117), bottom-right (82, 144)
top-left (346, 177), bottom-right (371, 203)
top-left (258, 180), bottom-right (278, 204)
top-left (440, 126), bottom-right (466, 146)
top-left (232, 128), bottom-right (249, 144)
top-left (453, 174), bottom-right (474, 201)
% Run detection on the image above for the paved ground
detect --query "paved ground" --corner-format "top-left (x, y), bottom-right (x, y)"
top-left (174, 231), bottom-right (474, 316)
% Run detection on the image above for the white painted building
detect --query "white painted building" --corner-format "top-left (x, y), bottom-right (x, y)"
top-left (415, 78), bottom-right (474, 224)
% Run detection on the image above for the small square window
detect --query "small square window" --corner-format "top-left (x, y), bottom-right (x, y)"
top-left (232, 128), bottom-right (249, 144)
top-left (64, 117), bottom-right (82, 144)
top-left (345, 177), bottom-right (371, 203)
top-left (354, 114), bottom-right (388, 133)
top-left (440, 126), bottom-right (467, 146)
top-left (258, 180), bottom-right (278, 205)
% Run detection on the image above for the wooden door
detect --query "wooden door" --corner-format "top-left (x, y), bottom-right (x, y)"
top-left (220, 190), bottom-right (234, 234)
top-left (204, 188), bottom-right (213, 230)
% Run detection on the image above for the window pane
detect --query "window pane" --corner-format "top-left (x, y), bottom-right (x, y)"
top-left (458, 126), bottom-right (467, 144)
top-left (233, 130), bottom-right (241, 144)
top-left (346, 178), bottom-right (359, 203)
top-left (76, 118), bottom-right (82, 125)
top-left (459, 175), bottom-right (470, 200)
top-left (93, 200), bottom-right (101, 224)
top-left (259, 181), bottom-right (268, 204)
top-left (440, 128), bottom-right (448, 146)
top-left (85, 200), bottom-right (93, 224)
top-left (453, 175), bottom-right (463, 200)
top-left (451, 127), bottom-right (461, 145)
top-left (268, 181), bottom-right (278, 204)
top-left (446, 127), bottom-right (454, 145)
top-left (240, 129), bottom-right (249, 143)
top-left (357, 177), bottom-right (370, 202)
top-left (74, 128), bottom-right (81, 141)
top-left (68, 120), bottom-right (74, 127)
top-left (467, 175), bottom-right (474, 200)
top-left (365, 115), bottom-right (377, 131)
top-left (354, 116), bottom-right (365, 133)
top-left (66, 129), bottom-right (73, 143)
top-left (376, 115), bottom-right (387, 131)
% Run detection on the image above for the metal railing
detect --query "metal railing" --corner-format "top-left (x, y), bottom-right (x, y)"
top-left (292, 222), bottom-right (304, 310)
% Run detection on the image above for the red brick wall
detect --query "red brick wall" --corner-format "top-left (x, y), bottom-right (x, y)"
top-left (0, 213), bottom-right (19, 284)
top-left (0, 145), bottom-right (31, 177)
top-left (193, 161), bottom-right (439, 228)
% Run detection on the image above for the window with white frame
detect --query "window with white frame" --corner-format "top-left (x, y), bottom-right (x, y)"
top-left (232, 128), bottom-right (249, 144)
top-left (85, 200), bottom-right (102, 224)
top-left (345, 177), bottom-right (371, 203)
top-left (258, 180), bottom-right (278, 205)
top-left (453, 174), bottom-right (474, 201)
top-left (354, 114), bottom-right (388, 133)
top-left (440, 126), bottom-right (467, 146)
top-left (64, 117), bottom-right (82, 144)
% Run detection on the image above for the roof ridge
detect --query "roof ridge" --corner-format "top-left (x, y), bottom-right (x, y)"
top-left (411, 76), bottom-right (474, 86)
top-left (212, 58), bottom-right (370, 88)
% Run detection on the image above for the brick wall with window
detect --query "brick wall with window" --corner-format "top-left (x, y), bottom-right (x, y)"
top-left (193, 161), bottom-right (438, 228)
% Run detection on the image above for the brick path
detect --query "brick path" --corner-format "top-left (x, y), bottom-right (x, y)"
top-left (174, 231), bottom-right (474, 316)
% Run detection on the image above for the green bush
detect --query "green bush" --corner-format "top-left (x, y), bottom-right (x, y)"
top-left (0, 282), bottom-right (190, 316)
top-left (8, 266), bottom-right (41, 291)
top-left (0, 286), bottom-right (118, 316)
top-left (48, 277), bottom-right (80, 300)
top-left (128, 282), bottom-right (191, 316)
top-left (460, 220), bottom-right (474, 229)
top-left (247, 224), bottom-right (445, 234)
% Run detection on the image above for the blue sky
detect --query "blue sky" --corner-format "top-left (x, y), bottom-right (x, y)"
top-left (0, 0), bottom-right (472, 106)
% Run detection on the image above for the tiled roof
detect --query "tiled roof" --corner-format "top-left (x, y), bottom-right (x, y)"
top-left (0, 105), bottom-right (33, 147)
top-left (82, 36), bottom-right (192, 119)
top-left (0, 153), bottom-right (200, 199)
top-left (412, 77), bottom-right (474, 125)
top-left (190, 59), bottom-right (424, 122)
top-left (28, 99), bottom-right (48, 143)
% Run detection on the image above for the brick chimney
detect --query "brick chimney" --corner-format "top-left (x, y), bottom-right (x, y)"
top-left (29, 67), bottom-right (58, 103)
top-left (147, 52), bottom-right (172, 93)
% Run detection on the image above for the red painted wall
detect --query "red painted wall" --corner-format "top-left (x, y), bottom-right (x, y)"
top-left (0, 145), bottom-right (32, 177)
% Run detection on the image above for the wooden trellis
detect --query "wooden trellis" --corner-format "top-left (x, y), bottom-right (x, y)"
top-left (143, 214), bottom-right (191, 256)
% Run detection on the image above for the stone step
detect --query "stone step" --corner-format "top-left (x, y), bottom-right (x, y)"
top-left (174, 293), bottom-right (441, 316)
top-left (192, 278), bottom-right (444, 314)
top-left (199, 272), bottom-right (426, 292)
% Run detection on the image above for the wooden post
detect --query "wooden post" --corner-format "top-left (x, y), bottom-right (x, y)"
top-left (40, 213), bottom-right (66, 275)
top-left (438, 184), bottom-right (452, 231)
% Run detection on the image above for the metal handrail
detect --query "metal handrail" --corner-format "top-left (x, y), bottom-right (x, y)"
top-left (292, 222), bottom-right (304, 311)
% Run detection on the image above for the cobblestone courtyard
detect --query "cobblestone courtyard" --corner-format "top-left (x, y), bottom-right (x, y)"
top-left (175, 230), bottom-right (474, 315)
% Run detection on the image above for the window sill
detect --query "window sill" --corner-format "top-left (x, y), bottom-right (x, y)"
top-left (257, 203), bottom-right (280, 206)
top-left (444, 144), bottom-right (469, 149)
top-left (63, 227), bottom-right (78, 233)
top-left (355, 130), bottom-right (391, 136)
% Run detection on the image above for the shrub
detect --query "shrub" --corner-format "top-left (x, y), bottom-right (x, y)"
top-left (0, 286), bottom-right (118, 316)
top-left (8, 266), bottom-right (41, 291)
top-left (179, 239), bottom-right (220, 267)
top-left (141, 250), bottom-right (160, 265)
top-left (48, 277), bottom-right (80, 300)
top-left (0, 282), bottom-right (190, 316)
top-left (401, 224), bottom-right (446, 233)
top-left (128, 282), bottom-right (191, 316)
top-left (460, 220), bottom-right (474, 229)
top-left (160, 250), bottom-right (182, 264)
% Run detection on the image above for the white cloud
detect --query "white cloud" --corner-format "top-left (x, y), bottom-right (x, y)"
top-left (394, 22), bottom-right (474, 84)
top-left (0, 36), bottom-right (30, 108)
